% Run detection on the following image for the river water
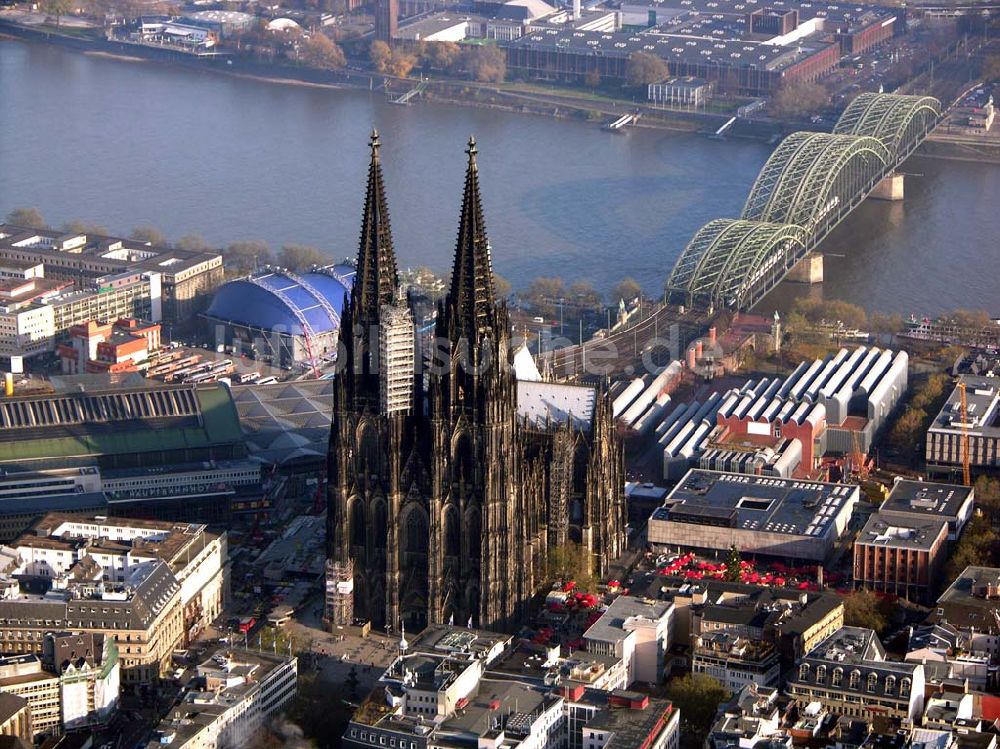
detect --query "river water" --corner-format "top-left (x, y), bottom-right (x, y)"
top-left (1, 38), bottom-right (997, 315)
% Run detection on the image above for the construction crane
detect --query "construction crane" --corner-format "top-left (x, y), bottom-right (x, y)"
top-left (958, 381), bottom-right (972, 487)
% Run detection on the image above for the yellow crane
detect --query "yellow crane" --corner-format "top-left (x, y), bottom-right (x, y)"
top-left (958, 381), bottom-right (972, 487)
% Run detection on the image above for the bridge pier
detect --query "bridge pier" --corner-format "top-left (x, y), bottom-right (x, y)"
top-left (787, 253), bottom-right (824, 284)
top-left (870, 172), bottom-right (905, 201)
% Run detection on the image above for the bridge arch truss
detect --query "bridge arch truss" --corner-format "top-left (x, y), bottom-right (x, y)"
top-left (833, 93), bottom-right (942, 160)
top-left (666, 219), bottom-right (809, 311)
top-left (742, 132), bottom-right (892, 229)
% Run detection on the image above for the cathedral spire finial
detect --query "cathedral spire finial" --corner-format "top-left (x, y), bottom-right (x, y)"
top-left (352, 131), bottom-right (399, 326)
top-left (447, 137), bottom-right (496, 344)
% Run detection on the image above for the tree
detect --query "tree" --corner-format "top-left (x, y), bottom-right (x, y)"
top-left (770, 81), bottom-right (829, 120)
top-left (283, 673), bottom-right (354, 749)
top-left (945, 513), bottom-right (997, 580)
top-left (569, 280), bottom-right (602, 311)
top-left (370, 40), bottom-right (392, 74)
top-left (842, 590), bottom-right (890, 634)
top-left (424, 41), bottom-right (461, 71)
top-left (585, 69), bottom-right (601, 90)
top-left (224, 240), bottom-right (272, 276)
top-left (301, 33), bottom-right (345, 70)
top-left (666, 673), bottom-right (729, 743)
top-left (626, 51), bottom-right (668, 87)
top-left (388, 49), bottom-right (417, 78)
top-left (5, 207), bottom-right (47, 228)
top-left (176, 234), bottom-right (210, 251)
top-left (41, 0), bottom-right (73, 26)
top-left (724, 545), bottom-right (742, 582)
top-left (463, 45), bottom-right (506, 83)
top-left (277, 244), bottom-right (326, 272)
top-left (547, 542), bottom-right (598, 593)
top-left (493, 272), bottom-right (512, 301)
top-left (611, 277), bottom-right (642, 305)
top-left (523, 277), bottom-right (566, 317)
top-left (62, 219), bottom-right (108, 235)
top-left (130, 225), bottom-right (167, 246)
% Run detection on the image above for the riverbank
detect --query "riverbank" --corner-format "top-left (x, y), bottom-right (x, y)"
top-left (0, 17), bottom-right (768, 137)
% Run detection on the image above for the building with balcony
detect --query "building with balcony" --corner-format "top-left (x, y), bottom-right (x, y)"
top-left (692, 631), bottom-right (781, 691)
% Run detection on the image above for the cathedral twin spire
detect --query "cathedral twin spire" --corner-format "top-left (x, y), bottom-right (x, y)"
top-left (348, 130), bottom-right (498, 349)
top-left (353, 129), bottom-right (400, 328)
top-left (448, 137), bottom-right (498, 345)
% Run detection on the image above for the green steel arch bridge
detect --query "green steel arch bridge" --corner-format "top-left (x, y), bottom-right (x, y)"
top-left (666, 93), bottom-right (942, 312)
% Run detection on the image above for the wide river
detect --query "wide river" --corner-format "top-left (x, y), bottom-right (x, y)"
top-left (1, 38), bottom-right (997, 314)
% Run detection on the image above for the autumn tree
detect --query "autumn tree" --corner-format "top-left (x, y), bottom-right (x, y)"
top-left (611, 277), bottom-right (642, 305)
top-left (666, 673), bottom-right (729, 743)
top-left (277, 244), bottom-right (326, 272)
top-left (523, 277), bottom-right (566, 317)
top-left (224, 240), bottom-right (272, 276)
top-left (493, 272), bottom-right (512, 301)
top-left (370, 39), bottom-right (392, 73)
top-left (547, 542), bottom-right (598, 593)
top-left (585, 69), bottom-right (601, 89)
top-left (770, 80), bottom-right (829, 120)
top-left (842, 590), bottom-right (891, 634)
top-left (130, 225), bottom-right (167, 245)
top-left (301, 33), bottom-right (345, 70)
top-left (176, 234), bottom-right (210, 251)
top-left (464, 45), bottom-right (506, 83)
top-left (388, 49), bottom-right (418, 78)
top-left (946, 513), bottom-right (998, 580)
top-left (5, 207), bottom-right (47, 228)
top-left (626, 51), bottom-right (668, 87)
top-left (424, 40), bottom-right (461, 71)
top-left (62, 219), bottom-right (108, 235)
top-left (569, 280), bottom-right (602, 311)
top-left (42, 0), bottom-right (73, 26)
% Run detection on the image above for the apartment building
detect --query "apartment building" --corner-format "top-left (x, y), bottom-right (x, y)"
top-left (0, 514), bottom-right (227, 683)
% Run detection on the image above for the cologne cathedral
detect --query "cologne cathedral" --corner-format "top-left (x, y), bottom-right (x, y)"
top-left (326, 132), bottom-right (625, 632)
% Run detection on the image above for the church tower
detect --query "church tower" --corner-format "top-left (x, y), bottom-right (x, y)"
top-left (328, 130), bottom-right (415, 629)
top-left (426, 137), bottom-right (522, 630)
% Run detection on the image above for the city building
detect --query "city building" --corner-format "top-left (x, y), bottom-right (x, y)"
top-left (0, 655), bottom-right (60, 740)
top-left (926, 376), bottom-right (1000, 477)
top-left (583, 596), bottom-right (673, 686)
top-left (56, 318), bottom-right (160, 375)
top-left (652, 346), bottom-right (908, 480)
top-left (785, 627), bottom-right (925, 722)
top-left (343, 624), bottom-right (676, 749)
top-left (692, 630), bottom-right (781, 691)
top-left (0, 692), bottom-right (31, 744)
top-left (708, 684), bottom-right (788, 749)
top-left (375, 0), bottom-right (399, 41)
top-left (647, 469), bottom-right (858, 563)
top-left (43, 632), bottom-right (120, 731)
top-left (580, 693), bottom-right (679, 749)
top-left (0, 378), bottom-right (246, 473)
top-left (148, 649), bottom-right (297, 749)
top-left (878, 479), bottom-right (975, 542)
top-left (327, 134), bottom-right (625, 632)
top-left (0, 224), bottom-right (222, 324)
top-left (647, 77), bottom-right (714, 108)
top-left (853, 511), bottom-right (949, 602)
top-left (0, 514), bottom-right (227, 683)
top-left (205, 265), bottom-right (354, 370)
top-left (932, 566), bottom-right (1000, 658)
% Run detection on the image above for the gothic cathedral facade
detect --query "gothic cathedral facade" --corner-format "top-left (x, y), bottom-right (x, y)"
top-left (327, 133), bottom-right (626, 632)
